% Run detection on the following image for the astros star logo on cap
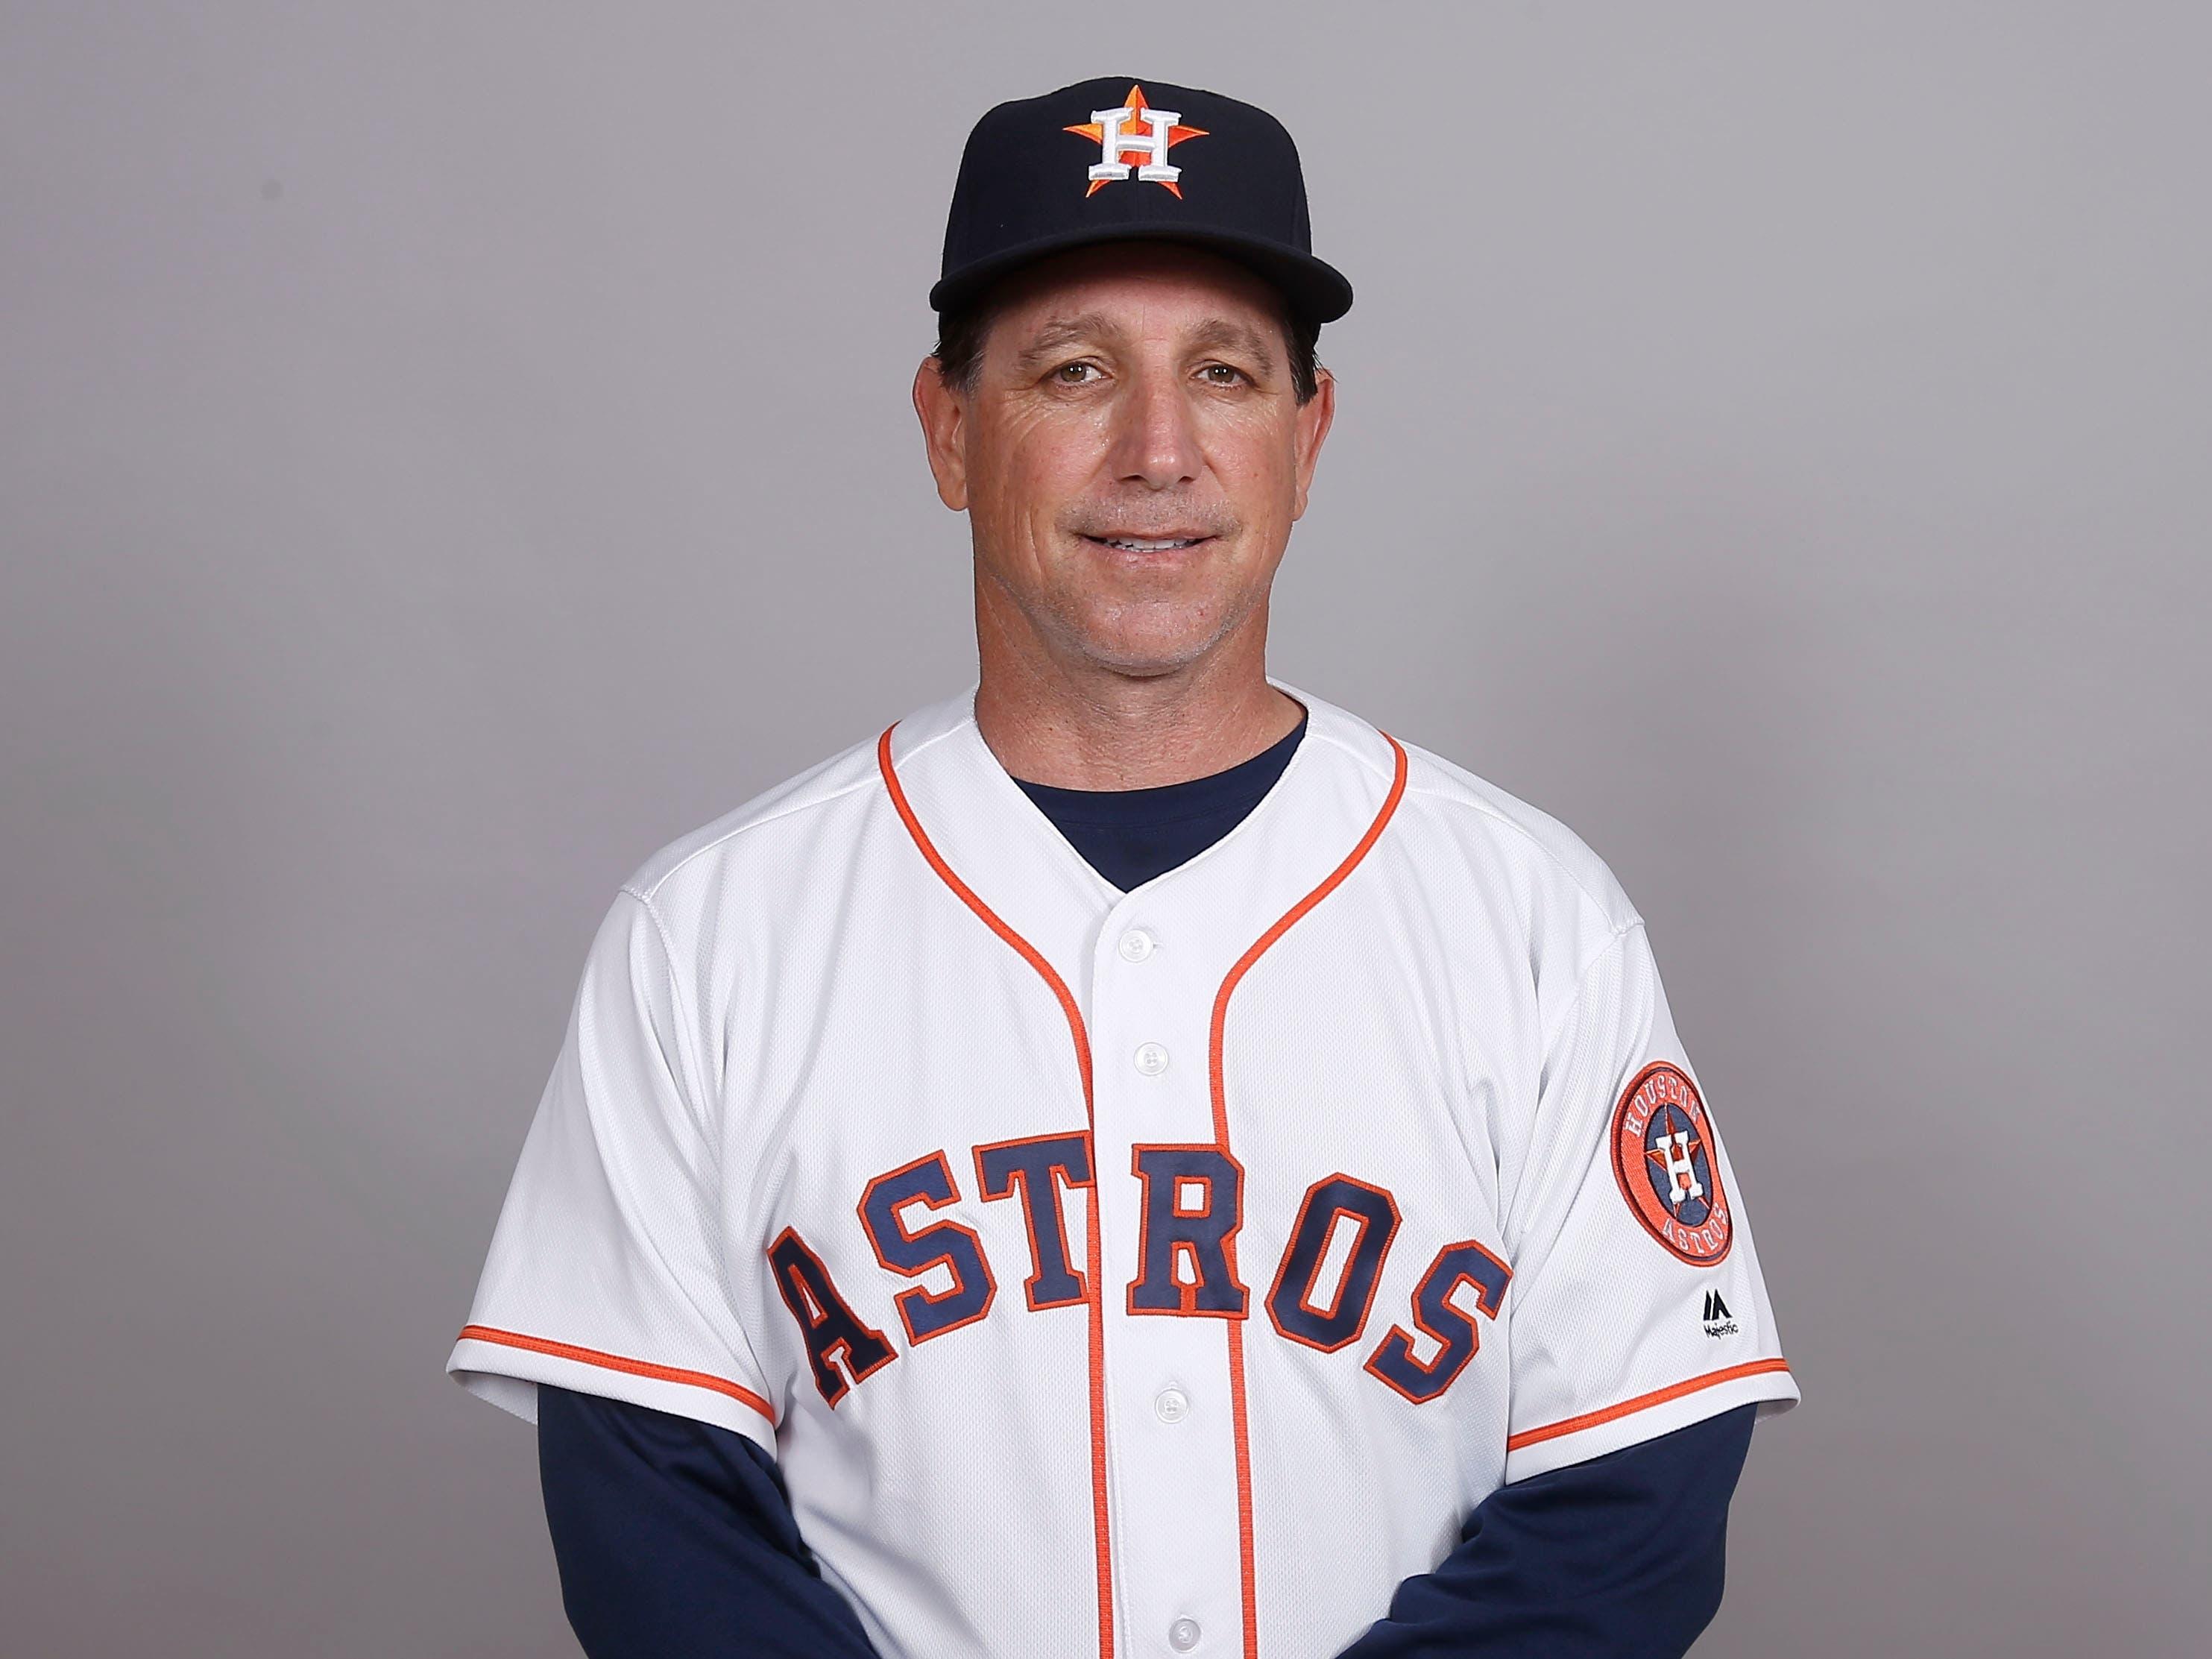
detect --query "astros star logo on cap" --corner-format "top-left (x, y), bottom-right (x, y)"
top-left (1064, 84), bottom-right (1208, 197)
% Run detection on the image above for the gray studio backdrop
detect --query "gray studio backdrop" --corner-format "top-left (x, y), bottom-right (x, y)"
top-left (4, 4), bottom-right (2205, 1655)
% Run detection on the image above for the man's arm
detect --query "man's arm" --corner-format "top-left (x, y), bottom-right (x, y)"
top-left (1338, 1404), bottom-right (1756, 1659)
top-left (537, 1385), bottom-right (879, 1659)
top-left (540, 1384), bottom-right (1751, 1659)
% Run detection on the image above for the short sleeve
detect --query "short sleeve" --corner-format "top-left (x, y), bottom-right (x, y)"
top-left (445, 888), bottom-right (778, 1449)
top-left (1498, 921), bottom-right (1797, 1482)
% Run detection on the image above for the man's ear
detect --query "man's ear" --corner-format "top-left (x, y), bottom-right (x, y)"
top-left (913, 359), bottom-right (970, 511)
top-left (1290, 365), bottom-right (1336, 522)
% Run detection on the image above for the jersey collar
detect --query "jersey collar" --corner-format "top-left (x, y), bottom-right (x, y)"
top-left (880, 680), bottom-right (1408, 1006)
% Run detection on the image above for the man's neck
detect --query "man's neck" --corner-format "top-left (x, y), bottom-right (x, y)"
top-left (973, 636), bottom-right (1305, 792)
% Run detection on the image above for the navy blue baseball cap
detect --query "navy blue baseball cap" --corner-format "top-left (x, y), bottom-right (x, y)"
top-left (931, 77), bottom-right (1353, 330)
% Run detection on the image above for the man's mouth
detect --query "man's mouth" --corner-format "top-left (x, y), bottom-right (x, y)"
top-left (1082, 534), bottom-right (1214, 553)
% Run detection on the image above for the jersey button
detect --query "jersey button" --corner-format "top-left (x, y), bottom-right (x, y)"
top-left (1133, 1042), bottom-right (1170, 1077)
top-left (1154, 1387), bottom-right (1190, 1424)
top-left (1168, 1617), bottom-right (1202, 1652)
top-left (1118, 928), bottom-right (1156, 963)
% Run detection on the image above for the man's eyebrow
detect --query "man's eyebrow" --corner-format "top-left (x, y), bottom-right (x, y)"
top-left (1009, 313), bottom-right (1121, 368)
top-left (1185, 317), bottom-right (1280, 371)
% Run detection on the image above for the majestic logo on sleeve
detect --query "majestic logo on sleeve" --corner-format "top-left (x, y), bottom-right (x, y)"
top-left (1611, 1061), bottom-right (1733, 1265)
top-left (1064, 84), bottom-right (1207, 197)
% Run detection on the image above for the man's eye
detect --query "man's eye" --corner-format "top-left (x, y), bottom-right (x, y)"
top-left (1053, 362), bottom-right (1101, 384)
top-left (1200, 364), bottom-right (1247, 386)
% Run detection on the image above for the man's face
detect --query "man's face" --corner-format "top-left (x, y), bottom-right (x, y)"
top-left (915, 243), bottom-right (1335, 680)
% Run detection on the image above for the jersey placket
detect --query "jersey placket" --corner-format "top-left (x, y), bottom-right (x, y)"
top-left (873, 701), bottom-right (1413, 1659)
top-left (1084, 730), bottom-right (1411, 1659)
top-left (1087, 888), bottom-right (1248, 1659)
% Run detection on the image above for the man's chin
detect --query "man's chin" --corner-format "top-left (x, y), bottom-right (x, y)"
top-left (1054, 618), bottom-right (1243, 679)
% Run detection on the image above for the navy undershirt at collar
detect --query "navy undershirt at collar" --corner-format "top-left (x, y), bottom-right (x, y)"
top-left (1011, 714), bottom-right (1308, 892)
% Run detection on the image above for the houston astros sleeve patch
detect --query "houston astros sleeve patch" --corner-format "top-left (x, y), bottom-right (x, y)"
top-left (1610, 1061), bottom-right (1733, 1266)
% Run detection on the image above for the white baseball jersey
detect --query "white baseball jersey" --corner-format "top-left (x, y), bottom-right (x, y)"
top-left (448, 682), bottom-right (1797, 1659)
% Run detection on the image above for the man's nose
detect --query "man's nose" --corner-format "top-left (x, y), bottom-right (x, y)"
top-left (1106, 371), bottom-right (1202, 489)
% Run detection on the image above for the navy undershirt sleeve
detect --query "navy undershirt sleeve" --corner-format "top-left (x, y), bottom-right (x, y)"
top-left (1335, 1405), bottom-right (1756, 1659)
top-left (537, 1385), bottom-right (878, 1658)
top-left (535, 714), bottom-right (1756, 1655)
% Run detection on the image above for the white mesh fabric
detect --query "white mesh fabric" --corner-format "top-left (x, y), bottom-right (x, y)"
top-left (440, 684), bottom-right (1798, 1656)
top-left (446, 887), bottom-right (776, 1446)
top-left (1499, 921), bottom-right (1797, 1481)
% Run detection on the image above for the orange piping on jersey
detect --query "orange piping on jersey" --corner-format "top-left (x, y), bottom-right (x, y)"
top-left (456, 1324), bottom-right (776, 1423)
top-left (1505, 1357), bottom-right (1793, 1451)
top-left (877, 725), bottom-right (1115, 1659)
top-left (1208, 734), bottom-right (1410, 1659)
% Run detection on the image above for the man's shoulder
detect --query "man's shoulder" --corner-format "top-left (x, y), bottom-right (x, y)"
top-left (1385, 728), bottom-right (1643, 939)
top-left (609, 686), bottom-right (974, 922)
top-left (616, 730), bottom-right (889, 916)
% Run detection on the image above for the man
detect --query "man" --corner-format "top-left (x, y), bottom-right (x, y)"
top-left (448, 76), bottom-right (1798, 1658)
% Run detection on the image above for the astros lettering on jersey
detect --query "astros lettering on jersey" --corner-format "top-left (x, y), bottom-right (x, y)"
top-left (449, 684), bottom-right (1798, 1658)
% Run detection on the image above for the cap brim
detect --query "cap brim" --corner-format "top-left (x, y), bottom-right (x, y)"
top-left (929, 224), bottom-right (1353, 329)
